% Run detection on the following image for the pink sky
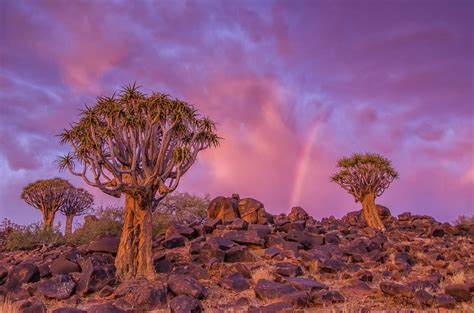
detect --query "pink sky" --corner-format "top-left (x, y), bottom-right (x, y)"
top-left (0, 0), bottom-right (473, 227)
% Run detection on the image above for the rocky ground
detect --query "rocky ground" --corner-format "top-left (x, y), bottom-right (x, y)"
top-left (0, 196), bottom-right (473, 312)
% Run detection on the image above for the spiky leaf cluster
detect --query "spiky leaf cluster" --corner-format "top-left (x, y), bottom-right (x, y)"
top-left (331, 153), bottom-right (399, 202)
top-left (60, 188), bottom-right (94, 217)
top-left (21, 178), bottom-right (72, 213)
top-left (58, 83), bottom-right (220, 206)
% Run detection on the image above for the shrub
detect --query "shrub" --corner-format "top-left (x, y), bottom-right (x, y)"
top-left (5, 222), bottom-right (64, 251)
top-left (155, 192), bottom-right (210, 224)
top-left (67, 205), bottom-right (123, 245)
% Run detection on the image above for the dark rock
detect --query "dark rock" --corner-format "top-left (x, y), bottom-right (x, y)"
top-left (49, 256), bottom-right (81, 275)
top-left (288, 206), bottom-right (309, 222)
top-left (225, 245), bottom-right (255, 263)
top-left (36, 274), bottom-right (76, 300)
top-left (324, 233), bottom-right (341, 245)
top-left (227, 218), bottom-right (249, 230)
top-left (275, 262), bottom-right (303, 277)
top-left (162, 234), bottom-right (186, 249)
top-left (265, 247), bottom-right (282, 259)
top-left (398, 212), bottom-right (412, 221)
top-left (87, 237), bottom-right (120, 254)
top-left (238, 198), bottom-right (267, 224)
top-left (166, 222), bottom-right (197, 239)
top-left (155, 259), bottom-right (173, 273)
top-left (431, 227), bottom-right (445, 237)
top-left (433, 294), bottom-right (457, 309)
top-left (8, 262), bottom-right (40, 285)
top-left (379, 282), bottom-right (412, 297)
top-left (321, 290), bottom-right (345, 303)
top-left (169, 295), bottom-right (203, 313)
top-left (14, 298), bottom-right (47, 313)
top-left (357, 271), bottom-right (373, 283)
top-left (286, 230), bottom-right (323, 249)
top-left (319, 259), bottom-right (345, 274)
top-left (285, 277), bottom-right (327, 291)
top-left (445, 283), bottom-right (471, 302)
top-left (52, 308), bottom-right (87, 313)
top-left (249, 301), bottom-right (293, 313)
top-left (255, 279), bottom-right (309, 306)
top-left (223, 230), bottom-right (264, 247)
top-left (76, 258), bottom-right (115, 295)
top-left (0, 265), bottom-right (7, 285)
top-left (413, 289), bottom-right (434, 308)
top-left (203, 218), bottom-right (222, 233)
top-left (207, 196), bottom-right (240, 223)
top-left (220, 272), bottom-right (250, 291)
top-left (248, 224), bottom-right (271, 236)
top-left (88, 302), bottom-right (127, 313)
top-left (168, 274), bottom-right (207, 299)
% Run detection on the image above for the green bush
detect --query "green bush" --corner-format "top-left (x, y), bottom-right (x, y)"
top-left (5, 222), bottom-right (64, 251)
top-left (67, 205), bottom-right (123, 245)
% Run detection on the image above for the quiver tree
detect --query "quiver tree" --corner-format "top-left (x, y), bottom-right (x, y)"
top-left (60, 187), bottom-right (94, 236)
top-left (58, 83), bottom-right (220, 279)
top-left (331, 153), bottom-right (398, 231)
top-left (21, 178), bottom-right (72, 229)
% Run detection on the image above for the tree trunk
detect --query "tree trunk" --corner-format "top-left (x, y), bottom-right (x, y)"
top-left (361, 192), bottom-right (386, 231)
top-left (42, 210), bottom-right (55, 230)
top-left (65, 214), bottom-right (74, 236)
top-left (115, 194), bottom-right (155, 280)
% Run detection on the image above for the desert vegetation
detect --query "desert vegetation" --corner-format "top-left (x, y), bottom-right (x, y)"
top-left (331, 153), bottom-right (399, 231)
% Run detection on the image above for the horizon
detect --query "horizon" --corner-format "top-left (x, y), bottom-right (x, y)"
top-left (1, 0), bottom-right (473, 226)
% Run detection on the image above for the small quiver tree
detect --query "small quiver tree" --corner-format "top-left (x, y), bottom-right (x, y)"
top-left (60, 187), bottom-right (94, 236)
top-left (58, 84), bottom-right (220, 280)
top-left (331, 153), bottom-right (398, 231)
top-left (21, 178), bottom-right (72, 229)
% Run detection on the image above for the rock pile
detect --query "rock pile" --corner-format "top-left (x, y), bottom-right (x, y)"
top-left (0, 195), bottom-right (472, 312)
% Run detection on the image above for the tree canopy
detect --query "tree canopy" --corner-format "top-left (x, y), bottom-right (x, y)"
top-left (21, 177), bottom-right (72, 212)
top-left (60, 187), bottom-right (94, 217)
top-left (58, 83), bottom-right (221, 207)
top-left (331, 153), bottom-right (399, 202)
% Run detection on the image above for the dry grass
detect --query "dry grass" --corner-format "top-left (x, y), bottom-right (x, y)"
top-left (446, 271), bottom-right (466, 284)
top-left (251, 265), bottom-right (275, 283)
top-left (0, 297), bottom-right (19, 313)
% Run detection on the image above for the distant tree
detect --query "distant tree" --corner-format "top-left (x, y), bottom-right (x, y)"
top-left (331, 153), bottom-right (398, 231)
top-left (21, 178), bottom-right (72, 229)
top-left (60, 187), bottom-right (94, 236)
top-left (58, 84), bottom-right (220, 279)
top-left (155, 192), bottom-right (210, 224)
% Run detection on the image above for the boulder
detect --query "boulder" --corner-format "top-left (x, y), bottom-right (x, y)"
top-left (433, 294), bottom-right (457, 309)
top-left (169, 295), bottom-right (203, 313)
top-left (220, 272), bottom-right (250, 291)
top-left (76, 258), bottom-right (115, 295)
top-left (379, 282), bottom-right (412, 297)
top-left (52, 308), bottom-right (87, 313)
top-left (202, 218), bottom-right (222, 233)
top-left (285, 277), bottom-right (327, 292)
top-left (114, 280), bottom-right (167, 310)
top-left (166, 222), bottom-right (197, 239)
top-left (227, 218), bottom-right (249, 230)
top-left (87, 237), bottom-right (119, 254)
top-left (13, 298), bottom-right (46, 313)
top-left (413, 289), bottom-right (434, 308)
top-left (207, 196), bottom-right (240, 223)
top-left (445, 283), bottom-right (471, 302)
top-left (249, 302), bottom-right (292, 313)
top-left (225, 245), bottom-right (255, 263)
top-left (255, 279), bottom-right (309, 306)
top-left (8, 262), bottom-right (40, 285)
top-left (275, 262), bottom-right (303, 277)
top-left (288, 207), bottom-right (309, 222)
top-left (162, 234), bottom-right (186, 249)
top-left (87, 302), bottom-right (127, 313)
top-left (49, 255), bottom-right (81, 275)
top-left (35, 274), bottom-right (76, 300)
top-left (168, 274), bottom-right (207, 299)
top-left (223, 230), bottom-right (264, 247)
top-left (238, 198), bottom-right (267, 224)
top-left (320, 290), bottom-right (345, 303)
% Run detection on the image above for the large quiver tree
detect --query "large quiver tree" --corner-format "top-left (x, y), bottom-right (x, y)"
top-left (60, 187), bottom-right (94, 236)
top-left (21, 178), bottom-right (72, 229)
top-left (331, 153), bottom-right (398, 231)
top-left (58, 84), bottom-right (220, 279)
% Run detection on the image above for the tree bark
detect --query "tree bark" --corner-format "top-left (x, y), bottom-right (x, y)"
top-left (361, 192), bottom-right (386, 231)
top-left (115, 194), bottom-right (155, 280)
top-left (42, 210), bottom-right (55, 230)
top-left (65, 214), bottom-right (74, 236)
